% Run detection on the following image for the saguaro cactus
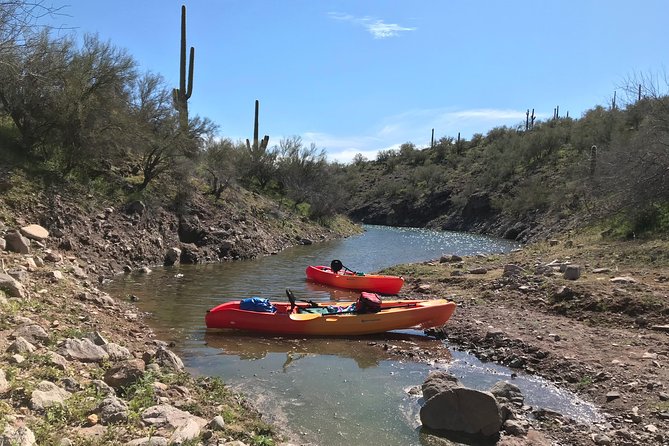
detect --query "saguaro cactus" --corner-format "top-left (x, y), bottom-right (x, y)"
top-left (531, 109), bottom-right (536, 128)
top-left (590, 145), bottom-right (597, 176)
top-left (246, 100), bottom-right (269, 152)
top-left (172, 5), bottom-right (194, 131)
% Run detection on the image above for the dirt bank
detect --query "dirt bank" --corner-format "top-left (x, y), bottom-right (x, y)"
top-left (387, 233), bottom-right (669, 445)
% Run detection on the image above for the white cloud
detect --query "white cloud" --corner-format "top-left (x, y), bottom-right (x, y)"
top-left (299, 107), bottom-right (529, 164)
top-left (328, 12), bottom-right (416, 39)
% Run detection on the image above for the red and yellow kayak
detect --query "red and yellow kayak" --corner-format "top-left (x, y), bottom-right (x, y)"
top-left (205, 299), bottom-right (456, 336)
top-left (305, 265), bottom-right (404, 294)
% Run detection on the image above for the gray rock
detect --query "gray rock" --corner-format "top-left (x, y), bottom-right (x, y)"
top-left (88, 331), bottom-right (108, 346)
top-left (610, 276), bottom-right (637, 284)
top-left (153, 346), bottom-right (184, 372)
top-left (9, 354), bottom-right (25, 364)
top-left (490, 381), bottom-right (524, 405)
top-left (30, 380), bottom-right (71, 411)
top-left (103, 359), bottom-right (145, 389)
top-left (606, 390), bottom-right (621, 402)
top-left (4, 230), bottom-right (30, 254)
top-left (503, 419), bottom-right (528, 436)
top-left (593, 433), bottom-right (612, 445)
top-left (7, 269), bottom-right (27, 282)
top-left (140, 404), bottom-right (207, 430)
top-left (208, 415), bottom-right (226, 431)
top-left (169, 418), bottom-right (203, 444)
top-left (563, 264), bottom-right (581, 280)
top-left (592, 267), bottom-right (612, 274)
top-left (69, 264), bottom-right (87, 279)
top-left (0, 273), bottom-right (26, 298)
top-left (44, 251), bottom-right (63, 262)
top-left (90, 379), bottom-right (116, 396)
top-left (440, 254), bottom-right (462, 263)
top-left (59, 338), bottom-right (109, 363)
top-left (6, 337), bottom-right (37, 354)
top-left (0, 237), bottom-right (5, 251)
top-left (469, 267), bottom-right (488, 275)
top-left (102, 343), bottom-right (132, 362)
top-left (0, 425), bottom-right (36, 446)
top-left (420, 386), bottom-right (502, 437)
top-left (48, 270), bottom-right (64, 282)
top-left (20, 224), bottom-right (49, 241)
top-left (503, 264), bottom-right (525, 277)
top-left (164, 247), bottom-right (181, 266)
top-left (11, 324), bottom-right (49, 345)
top-left (47, 351), bottom-right (69, 370)
top-left (96, 396), bottom-right (129, 424)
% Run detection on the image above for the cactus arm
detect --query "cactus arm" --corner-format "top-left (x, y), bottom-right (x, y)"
top-left (185, 47), bottom-right (194, 99)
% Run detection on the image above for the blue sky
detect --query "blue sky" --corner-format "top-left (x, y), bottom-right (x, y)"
top-left (47, 1), bottom-right (668, 163)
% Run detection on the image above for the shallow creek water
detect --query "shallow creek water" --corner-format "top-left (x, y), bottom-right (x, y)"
top-left (104, 225), bottom-right (602, 445)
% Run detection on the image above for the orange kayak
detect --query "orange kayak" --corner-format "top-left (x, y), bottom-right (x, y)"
top-left (305, 265), bottom-right (404, 294)
top-left (205, 299), bottom-right (456, 336)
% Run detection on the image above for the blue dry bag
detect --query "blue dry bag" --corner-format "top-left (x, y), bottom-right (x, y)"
top-left (239, 297), bottom-right (277, 313)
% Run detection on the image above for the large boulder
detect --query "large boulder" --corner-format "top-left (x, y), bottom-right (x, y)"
top-left (30, 381), bottom-right (71, 411)
top-left (420, 371), bottom-right (503, 438)
top-left (59, 338), bottom-right (109, 363)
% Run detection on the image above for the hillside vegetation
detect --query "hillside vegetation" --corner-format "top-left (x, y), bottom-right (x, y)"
top-left (340, 88), bottom-right (669, 242)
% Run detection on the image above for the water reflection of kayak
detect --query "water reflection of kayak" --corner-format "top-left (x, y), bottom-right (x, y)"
top-left (203, 331), bottom-right (452, 369)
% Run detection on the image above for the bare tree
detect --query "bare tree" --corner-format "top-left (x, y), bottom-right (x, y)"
top-left (1, 1), bottom-right (65, 56)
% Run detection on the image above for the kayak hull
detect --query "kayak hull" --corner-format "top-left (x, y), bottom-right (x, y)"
top-left (305, 265), bottom-right (404, 294)
top-left (205, 299), bottom-right (456, 336)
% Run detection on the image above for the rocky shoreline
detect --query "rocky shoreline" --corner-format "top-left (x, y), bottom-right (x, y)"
top-left (0, 221), bottom-right (298, 445)
top-left (0, 186), bottom-right (359, 446)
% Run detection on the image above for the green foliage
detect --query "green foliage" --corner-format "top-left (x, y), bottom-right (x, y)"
top-left (251, 434), bottom-right (276, 446)
top-left (123, 372), bottom-right (157, 421)
top-left (606, 203), bottom-right (669, 239)
top-left (575, 375), bottom-right (593, 390)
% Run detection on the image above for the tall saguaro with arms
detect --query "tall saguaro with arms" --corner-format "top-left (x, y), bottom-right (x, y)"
top-left (172, 5), bottom-right (194, 131)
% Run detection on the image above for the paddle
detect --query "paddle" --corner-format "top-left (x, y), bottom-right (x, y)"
top-left (285, 288), bottom-right (319, 313)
